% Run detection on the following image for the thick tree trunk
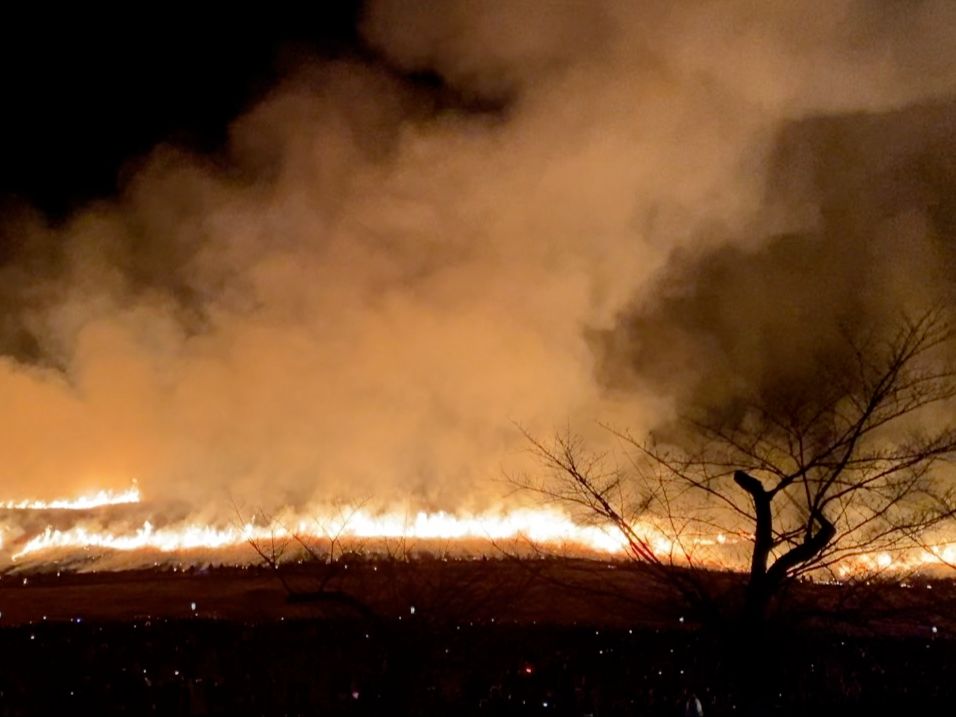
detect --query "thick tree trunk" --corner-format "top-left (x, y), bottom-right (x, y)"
top-left (734, 471), bottom-right (774, 626)
top-left (734, 470), bottom-right (837, 628)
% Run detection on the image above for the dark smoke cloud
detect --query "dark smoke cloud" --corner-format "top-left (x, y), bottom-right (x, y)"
top-left (0, 1), bottom-right (952, 516)
top-left (598, 97), bottom-right (956, 412)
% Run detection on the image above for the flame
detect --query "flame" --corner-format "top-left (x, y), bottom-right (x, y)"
top-left (9, 507), bottom-right (631, 561)
top-left (1, 483), bottom-right (955, 576)
top-left (0, 485), bottom-right (141, 511)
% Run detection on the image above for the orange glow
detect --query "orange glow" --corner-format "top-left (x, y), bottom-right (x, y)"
top-left (0, 485), bottom-right (141, 511)
top-left (2, 484), bottom-right (955, 575)
top-left (8, 506), bottom-right (631, 561)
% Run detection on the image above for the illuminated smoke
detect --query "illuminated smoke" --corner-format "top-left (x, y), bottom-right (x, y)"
top-left (0, 1), bottom-right (953, 554)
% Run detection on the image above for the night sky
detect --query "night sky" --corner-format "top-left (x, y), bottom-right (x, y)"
top-left (0, 6), bottom-right (364, 216)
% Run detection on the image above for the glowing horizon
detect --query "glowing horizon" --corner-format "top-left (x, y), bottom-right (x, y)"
top-left (0, 484), bottom-right (142, 511)
top-left (0, 483), bottom-right (954, 577)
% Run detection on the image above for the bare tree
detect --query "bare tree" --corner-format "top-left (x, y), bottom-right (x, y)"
top-left (524, 309), bottom-right (956, 626)
top-left (235, 501), bottom-right (379, 620)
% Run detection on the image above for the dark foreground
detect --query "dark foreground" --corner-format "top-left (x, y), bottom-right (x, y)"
top-left (0, 560), bottom-right (954, 715)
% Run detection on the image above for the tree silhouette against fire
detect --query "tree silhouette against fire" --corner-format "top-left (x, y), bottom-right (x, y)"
top-left (523, 308), bottom-right (956, 626)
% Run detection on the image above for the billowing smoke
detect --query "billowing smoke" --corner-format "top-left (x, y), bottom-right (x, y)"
top-left (0, 0), bottom-right (954, 517)
top-left (597, 81), bottom-right (956, 415)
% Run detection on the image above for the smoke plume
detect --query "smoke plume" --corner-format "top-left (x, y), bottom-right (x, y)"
top-left (0, 0), bottom-right (954, 516)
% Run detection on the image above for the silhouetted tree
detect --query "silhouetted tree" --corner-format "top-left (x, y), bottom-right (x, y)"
top-left (235, 501), bottom-right (380, 620)
top-left (524, 309), bottom-right (956, 627)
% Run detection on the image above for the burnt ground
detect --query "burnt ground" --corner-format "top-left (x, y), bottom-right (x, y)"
top-left (0, 558), bottom-right (954, 715)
